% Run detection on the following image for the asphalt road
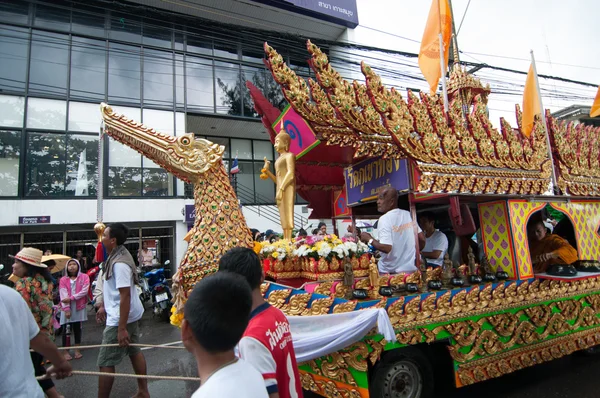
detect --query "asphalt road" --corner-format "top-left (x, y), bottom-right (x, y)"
top-left (51, 306), bottom-right (600, 398)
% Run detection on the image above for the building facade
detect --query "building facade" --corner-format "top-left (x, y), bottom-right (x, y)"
top-left (0, 0), bottom-right (357, 269)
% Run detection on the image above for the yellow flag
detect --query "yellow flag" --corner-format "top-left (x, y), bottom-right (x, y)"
top-left (418, 0), bottom-right (453, 95)
top-left (522, 64), bottom-right (541, 138)
top-left (591, 86), bottom-right (600, 118)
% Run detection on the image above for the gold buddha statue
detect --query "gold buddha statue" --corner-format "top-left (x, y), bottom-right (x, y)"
top-left (260, 132), bottom-right (296, 240)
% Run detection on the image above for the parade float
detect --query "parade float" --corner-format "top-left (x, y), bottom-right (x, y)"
top-left (99, 36), bottom-right (600, 398)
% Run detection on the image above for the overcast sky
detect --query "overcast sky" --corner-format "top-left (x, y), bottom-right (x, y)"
top-left (343, 0), bottom-right (599, 126)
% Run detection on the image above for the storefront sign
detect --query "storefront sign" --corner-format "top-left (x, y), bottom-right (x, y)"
top-left (333, 188), bottom-right (350, 218)
top-left (272, 104), bottom-right (320, 159)
top-left (18, 216), bottom-right (51, 225)
top-left (185, 205), bottom-right (196, 224)
top-left (344, 158), bottom-right (409, 206)
top-left (252, 0), bottom-right (358, 27)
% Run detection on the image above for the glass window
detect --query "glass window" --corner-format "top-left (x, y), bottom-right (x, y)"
top-left (215, 61), bottom-right (241, 115)
top-left (143, 21), bottom-right (172, 49)
top-left (143, 109), bottom-right (174, 136)
top-left (186, 56), bottom-right (214, 113)
top-left (254, 162), bottom-right (274, 203)
top-left (34, 4), bottom-right (70, 32)
top-left (65, 134), bottom-right (98, 196)
top-left (265, 72), bottom-right (288, 111)
top-left (0, 0), bottom-right (29, 25)
top-left (29, 31), bottom-right (69, 96)
top-left (108, 43), bottom-right (141, 103)
top-left (143, 168), bottom-right (173, 197)
top-left (143, 48), bottom-right (173, 107)
top-left (108, 137), bottom-right (142, 197)
top-left (26, 132), bottom-right (66, 197)
top-left (214, 41), bottom-right (238, 60)
top-left (0, 26), bottom-right (29, 93)
top-left (242, 66), bottom-right (267, 117)
top-left (231, 139), bottom-right (252, 159)
top-left (175, 112), bottom-right (185, 136)
top-left (109, 13), bottom-right (141, 44)
top-left (72, 8), bottom-right (106, 37)
top-left (174, 31), bottom-right (184, 51)
top-left (206, 136), bottom-right (229, 158)
top-left (187, 36), bottom-right (212, 56)
top-left (0, 95), bottom-right (25, 128)
top-left (26, 98), bottom-right (66, 130)
top-left (235, 161), bottom-right (254, 204)
top-left (175, 54), bottom-right (184, 108)
top-left (71, 37), bottom-right (106, 101)
top-left (110, 105), bottom-right (140, 122)
top-left (0, 130), bottom-right (20, 196)
top-left (242, 48), bottom-right (264, 64)
top-left (68, 102), bottom-right (102, 132)
top-left (253, 140), bottom-right (273, 160)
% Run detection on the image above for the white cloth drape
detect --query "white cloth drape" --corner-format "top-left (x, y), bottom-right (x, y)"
top-left (286, 308), bottom-right (396, 363)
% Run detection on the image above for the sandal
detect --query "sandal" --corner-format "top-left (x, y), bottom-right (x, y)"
top-left (63, 352), bottom-right (72, 361)
top-left (73, 352), bottom-right (83, 360)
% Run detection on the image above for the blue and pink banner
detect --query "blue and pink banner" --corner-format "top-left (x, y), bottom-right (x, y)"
top-left (344, 157), bottom-right (409, 206)
top-left (272, 104), bottom-right (320, 159)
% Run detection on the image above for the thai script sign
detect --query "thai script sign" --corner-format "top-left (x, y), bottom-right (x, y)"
top-left (272, 104), bottom-right (320, 159)
top-left (251, 0), bottom-right (358, 27)
top-left (185, 205), bottom-right (195, 224)
top-left (344, 158), bottom-right (409, 206)
top-left (19, 216), bottom-right (51, 225)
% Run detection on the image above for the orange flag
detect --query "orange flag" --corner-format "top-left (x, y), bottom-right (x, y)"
top-left (591, 86), bottom-right (600, 118)
top-left (418, 0), bottom-right (453, 95)
top-left (522, 64), bottom-right (541, 137)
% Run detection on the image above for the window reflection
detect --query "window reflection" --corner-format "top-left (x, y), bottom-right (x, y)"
top-left (143, 48), bottom-right (173, 107)
top-left (215, 61), bottom-right (241, 115)
top-left (109, 13), bottom-right (141, 43)
top-left (143, 168), bottom-right (172, 197)
top-left (175, 54), bottom-right (184, 107)
top-left (0, 95), bottom-right (25, 128)
top-left (234, 161), bottom-right (254, 204)
top-left (71, 37), bottom-right (106, 100)
top-left (68, 102), bottom-right (103, 133)
top-left (242, 66), bottom-right (267, 117)
top-left (29, 31), bottom-right (69, 96)
top-left (26, 98), bottom-right (66, 131)
top-left (231, 139), bottom-right (252, 159)
top-left (34, 4), bottom-right (70, 32)
top-left (66, 134), bottom-right (98, 196)
top-left (108, 137), bottom-right (142, 197)
top-left (0, 26), bottom-right (28, 92)
top-left (253, 140), bottom-right (273, 161)
top-left (72, 8), bottom-right (106, 37)
top-left (186, 56), bottom-right (214, 113)
top-left (143, 21), bottom-right (172, 49)
top-left (0, 0), bottom-right (29, 25)
top-left (0, 130), bottom-right (20, 196)
top-left (26, 133), bottom-right (66, 197)
top-left (109, 43), bottom-right (141, 103)
top-left (254, 162), bottom-right (274, 202)
top-left (187, 36), bottom-right (212, 56)
top-left (214, 41), bottom-right (238, 60)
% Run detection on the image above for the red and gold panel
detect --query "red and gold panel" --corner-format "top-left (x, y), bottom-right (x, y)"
top-left (478, 201), bottom-right (517, 277)
top-left (507, 200), bottom-right (545, 279)
top-left (551, 201), bottom-right (600, 261)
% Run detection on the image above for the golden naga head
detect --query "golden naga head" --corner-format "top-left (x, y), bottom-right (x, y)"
top-left (99, 103), bottom-right (224, 182)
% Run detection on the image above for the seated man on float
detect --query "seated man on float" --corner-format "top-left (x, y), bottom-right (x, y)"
top-left (359, 187), bottom-right (425, 274)
top-left (418, 212), bottom-right (448, 267)
top-left (529, 220), bottom-right (578, 273)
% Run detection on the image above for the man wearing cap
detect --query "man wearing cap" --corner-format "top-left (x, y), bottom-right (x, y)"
top-left (97, 223), bottom-right (149, 398)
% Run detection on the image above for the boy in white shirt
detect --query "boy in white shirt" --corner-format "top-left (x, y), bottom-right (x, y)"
top-left (182, 272), bottom-right (268, 398)
top-left (418, 212), bottom-right (449, 267)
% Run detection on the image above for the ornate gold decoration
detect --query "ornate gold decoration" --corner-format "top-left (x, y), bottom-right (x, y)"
top-left (100, 103), bottom-right (253, 311)
top-left (263, 42), bottom-right (556, 194)
top-left (456, 328), bottom-right (600, 386)
top-left (333, 301), bottom-right (358, 313)
top-left (548, 111), bottom-right (600, 196)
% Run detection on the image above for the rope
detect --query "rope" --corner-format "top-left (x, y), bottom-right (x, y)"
top-left (37, 370), bottom-right (200, 382)
top-left (55, 343), bottom-right (185, 351)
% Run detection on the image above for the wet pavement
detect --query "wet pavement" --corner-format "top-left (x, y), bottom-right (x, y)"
top-left (53, 306), bottom-right (600, 397)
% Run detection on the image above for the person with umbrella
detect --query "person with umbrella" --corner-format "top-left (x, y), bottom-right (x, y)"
top-left (58, 259), bottom-right (90, 360)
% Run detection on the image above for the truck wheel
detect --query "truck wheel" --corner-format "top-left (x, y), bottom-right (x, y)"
top-left (370, 347), bottom-right (433, 398)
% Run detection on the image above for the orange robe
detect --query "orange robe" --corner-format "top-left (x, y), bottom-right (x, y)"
top-left (530, 234), bottom-right (578, 273)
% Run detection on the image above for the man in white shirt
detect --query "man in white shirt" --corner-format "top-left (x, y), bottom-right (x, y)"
top-left (97, 223), bottom-right (148, 398)
top-left (418, 212), bottom-right (449, 267)
top-left (0, 285), bottom-right (72, 398)
top-left (181, 272), bottom-right (268, 398)
top-left (360, 187), bottom-right (425, 273)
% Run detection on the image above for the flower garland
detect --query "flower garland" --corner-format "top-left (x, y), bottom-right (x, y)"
top-left (260, 234), bottom-right (368, 262)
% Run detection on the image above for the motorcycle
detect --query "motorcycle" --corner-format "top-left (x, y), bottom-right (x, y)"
top-left (137, 270), bottom-right (152, 309)
top-left (144, 260), bottom-right (172, 321)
